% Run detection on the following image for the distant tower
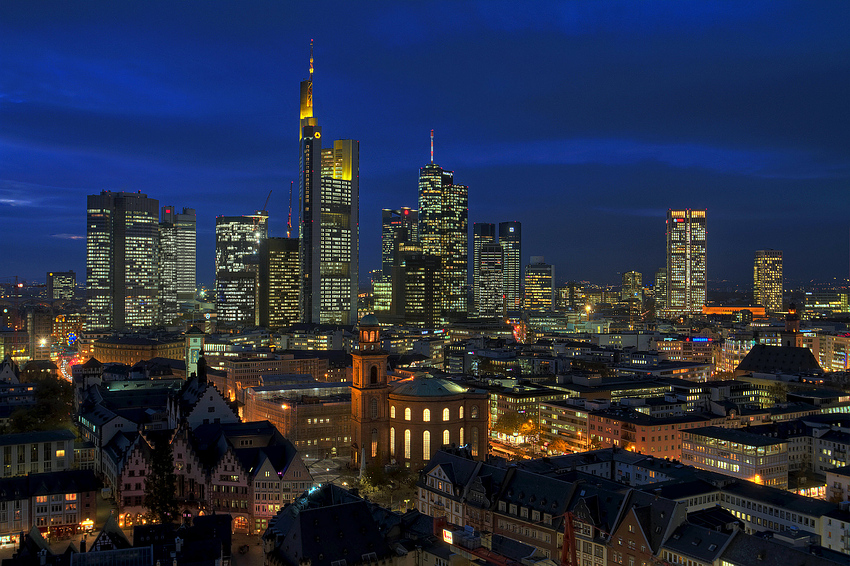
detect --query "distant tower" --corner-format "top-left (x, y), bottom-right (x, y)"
top-left (381, 208), bottom-right (418, 277)
top-left (781, 303), bottom-right (802, 347)
top-left (47, 271), bottom-right (76, 301)
top-left (472, 223), bottom-right (496, 315)
top-left (478, 242), bottom-right (503, 317)
top-left (350, 315), bottom-right (390, 469)
top-left (499, 222), bottom-right (522, 311)
top-left (86, 191), bottom-right (159, 330)
top-left (753, 250), bottom-right (783, 314)
top-left (418, 135), bottom-right (468, 322)
top-left (665, 209), bottom-right (706, 316)
top-left (524, 256), bottom-right (554, 311)
top-left (300, 40), bottom-right (322, 324)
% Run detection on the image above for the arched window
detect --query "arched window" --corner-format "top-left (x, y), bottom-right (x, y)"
top-left (404, 408), bottom-right (411, 421)
top-left (371, 429), bottom-right (378, 458)
top-left (442, 408), bottom-right (450, 421)
top-left (390, 427), bottom-right (395, 456)
top-left (370, 398), bottom-right (378, 419)
top-left (470, 405), bottom-right (479, 419)
top-left (459, 427), bottom-right (464, 445)
top-left (404, 430), bottom-right (411, 459)
top-left (423, 409), bottom-right (431, 422)
top-left (459, 406), bottom-right (464, 419)
top-left (390, 405), bottom-right (396, 419)
top-left (443, 429), bottom-right (450, 445)
top-left (370, 365), bottom-right (378, 385)
top-left (471, 427), bottom-right (479, 456)
top-left (423, 431), bottom-right (431, 460)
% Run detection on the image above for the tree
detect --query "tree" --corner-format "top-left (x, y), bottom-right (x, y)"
top-left (548, 438), bottom-right (571, 455)
top-left (5, 376), bottom-right (74, 433)
top-left (492, 411), bottom-right (525, 435)
top-left (143, 433), bottom-right (178, 524)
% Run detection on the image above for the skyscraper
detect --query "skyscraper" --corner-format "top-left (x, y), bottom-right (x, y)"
top-left (524, 256), bottom-right (554, 312)
top-left (478, 242), bottom-right (503, 317)
top-left (319, 139), bottom-right (359, 325)
top-left (418, 137), bottom-right (468, 322)
top-left (381, 208), bottom-right (418, 277)
top-left (472, 223), bottom-right (496, 315)
top-left (654, 268), bottom-right (667, 311)
top-left (259, 237), bottom-right (300, 328)
top-left (665, 209), bottom-right (707, 316)
top-left (754, 249), bottom-right (783, 314)
top-left (499, 221), bottom-right (522, 310)
top-left (621, 271), bottom-right (642, 302)
top-left (159, 206), bottom-right (196, 324)
top-left (298, 42), bottom-right (359, 325)
top-left (215, 212), bottom-right (268, 326)
top-left (86, 191), bottom-right (159, 330)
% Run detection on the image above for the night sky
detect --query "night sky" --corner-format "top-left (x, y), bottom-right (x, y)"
top-left (2, 1), bottom-right (849, 288)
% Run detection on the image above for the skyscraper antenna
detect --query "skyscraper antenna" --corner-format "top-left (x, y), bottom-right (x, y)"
top-left (287, 181), bottom-right (293, 238)
top-left (430, 129), bottom-right (434, 163)
top-left (309, 39), bottom-right (314, 78)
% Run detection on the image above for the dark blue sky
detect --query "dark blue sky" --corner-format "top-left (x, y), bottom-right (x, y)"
top-left (2, 1), bottom-right (849, 287)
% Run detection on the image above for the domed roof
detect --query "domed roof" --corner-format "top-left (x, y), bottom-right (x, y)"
top-left (359, 314), bottom-right (380, 327)
top-left (391, 373), bottom-right (468, 397)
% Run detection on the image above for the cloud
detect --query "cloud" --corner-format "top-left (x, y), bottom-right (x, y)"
top-left (51, 233), bottom-right (85, 240)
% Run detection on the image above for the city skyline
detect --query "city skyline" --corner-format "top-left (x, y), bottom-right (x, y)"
top-left (2, 2), bottom-right (850, 286)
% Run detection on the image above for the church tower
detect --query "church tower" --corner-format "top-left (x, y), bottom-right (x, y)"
top-left (351, 314), bottom-right (390, 469)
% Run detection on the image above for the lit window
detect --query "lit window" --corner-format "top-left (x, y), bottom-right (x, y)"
top-left (390, 406), bottom-right (396, 419)
top-left (443, 408), bottom-right (450, 421)
top-left (55, 450), bottom-right (65, 459)
top-left (404, 430), bottom-right (411, 459)
top-left (443, 430), bottom-right (450, 445)
top-left (405, 408), bottom-right (411, 421)
top-left (423, 409), bottom-right (431, 422)
top-left (423, 431), bottom-right (431, 460)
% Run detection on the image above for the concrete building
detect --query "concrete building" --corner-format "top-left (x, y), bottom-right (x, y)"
top-left (215, 211), bottom-right (268, 326)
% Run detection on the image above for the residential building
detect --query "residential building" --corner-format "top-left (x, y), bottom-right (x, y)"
top-left (86, 191), bottom-right (160, 330)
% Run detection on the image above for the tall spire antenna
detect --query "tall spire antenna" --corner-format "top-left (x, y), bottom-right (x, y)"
top-left (287, 181), bottom-right (293, 238)
top-left (309, 39), bottom-right (314, 79)
top-left (430, 129), bottom-right (434, 163)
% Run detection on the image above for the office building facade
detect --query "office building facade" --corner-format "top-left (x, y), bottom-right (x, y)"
top-left (159, 206), bottom-right (197, 324)
top-left (86, 191), bottom-right (159, 330)
top-left (47, 271), bottom-right (76, 301)
top-left (259, 237), bottom-right (300, 328)
top-left (381, 208), bottom-right (418, 277)
top-left (419, 160), bottom-right (468, 322)
top-left (215, 212), bottom-right (268, 326)
top-left (472, 223), bottom-right (496, 315)
top-left (665, 209), bottom-right (706, 316)
top-left (478, 242), bottom-right (503, 317)
top-left (499, 221), bottom-right (521, 311)
top-left (754, 249), bottom-right (783, 314)
top-left (524, 256), bottom-right (554, 312)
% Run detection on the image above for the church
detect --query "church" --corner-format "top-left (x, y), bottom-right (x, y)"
top-left (351, 315), bottom-right (488, 470)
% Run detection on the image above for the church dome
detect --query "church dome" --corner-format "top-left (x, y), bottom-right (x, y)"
top-left (359, 314), bottom-right (380, 327)
top-left (391, 373), bottom-right (468, 397)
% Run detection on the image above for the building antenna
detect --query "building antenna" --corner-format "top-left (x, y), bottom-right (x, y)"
top-left (430, 129), bottom-right (434, 163)
top-left (287, 181), bottom-right (294, 238)
top-left (309, 39), bottom-right (314, 79)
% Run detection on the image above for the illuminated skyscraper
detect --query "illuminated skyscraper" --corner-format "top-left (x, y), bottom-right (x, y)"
top-left (298, 42), bottom-right (359, 325)
top-left (472, 223), bottom-right (496, 315)
top-left (621, 271), bottom-right (642, 302)
top-left (478, 242), bottom-right (503, 317)
top-left (654, 268), bottom-right (667, 311)
top-left (754, 249), bottom-right (783, 314)
top-left (524, 256), bottom-right (554, 312)
top-left (499, 221), bottom-right (522, 310)
top-left (259, 237), bottom-right (300, 328)
top-left (86, 191), bottom-right (159, 330)
top-left (665, 209), bottom-right (707, 315)
top-left (418, 137), bottom-right (468, 322)
top-left (381, 208), bottom-right (418, 277)
top-left (159, 206), bottom-right (196, 324)
top-left (215, 212), bottom-right (268, 326)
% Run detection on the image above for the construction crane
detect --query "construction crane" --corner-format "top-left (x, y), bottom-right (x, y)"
top-left (254, 190), bottom-right (272, 232)
top-left (287, 181), bottom-right (294, 238)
